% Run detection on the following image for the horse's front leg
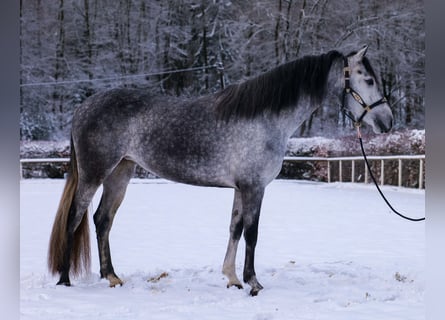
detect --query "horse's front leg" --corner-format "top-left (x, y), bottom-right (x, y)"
top-left (241, 184), bottom-right (265, 296)
top-left (222, 190), bottom-right (244, 289)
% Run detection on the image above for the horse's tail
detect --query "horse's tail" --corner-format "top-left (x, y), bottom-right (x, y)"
top-left (48, 137), bottom-right (91, 276)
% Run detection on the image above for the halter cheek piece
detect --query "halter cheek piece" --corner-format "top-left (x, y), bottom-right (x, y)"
top-left (341, 57), bottom-right (387, 127)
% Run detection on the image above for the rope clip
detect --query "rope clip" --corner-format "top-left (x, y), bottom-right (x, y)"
top-left (355, 123), bottom-right (362, 138)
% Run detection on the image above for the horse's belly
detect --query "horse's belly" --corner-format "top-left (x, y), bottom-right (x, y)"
top-left (131, 153), bottom-right (236, 188)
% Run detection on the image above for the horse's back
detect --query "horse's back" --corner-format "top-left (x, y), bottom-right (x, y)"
top-left (71, 89), bottom-right (229, 184)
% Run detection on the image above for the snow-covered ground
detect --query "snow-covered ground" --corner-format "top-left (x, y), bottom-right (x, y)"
top-left (20, 179), bottom-right (425, 320)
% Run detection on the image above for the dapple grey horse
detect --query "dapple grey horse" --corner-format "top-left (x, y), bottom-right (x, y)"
top-left (48, 46), bottom-right (392, 296)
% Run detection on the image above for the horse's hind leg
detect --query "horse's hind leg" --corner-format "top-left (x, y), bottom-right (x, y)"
top-left (222, 189), bottom-right (244, 289)
top-left (93, 159), bottom-right (135, 287)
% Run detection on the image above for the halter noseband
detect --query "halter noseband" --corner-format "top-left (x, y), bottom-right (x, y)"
top-left (342, 57), bottom-right (387, 127)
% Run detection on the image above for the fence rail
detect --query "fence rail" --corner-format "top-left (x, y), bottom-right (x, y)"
top-left (283, 155), bottom-right (425, 189)
top-left (20, 155), bottom-right (425, 189)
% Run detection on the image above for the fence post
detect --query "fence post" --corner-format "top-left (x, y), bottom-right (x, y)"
top-left (327, 160), bottom-right (331, 183)
top-left (419, 159), bottom-right (424, 189)
top-left (351, 160), bottom-right (355, 183)
top-left (339, 160), bottom-right (342, 182)
top-left (364, 160), bottom-right (368, 184)
top-left (380, 159), bottom-right (384, 186)
top-left (398, 159), bottom-right (402, 187)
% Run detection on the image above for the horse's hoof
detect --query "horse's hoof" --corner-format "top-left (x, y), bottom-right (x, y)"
top-left (249, 285), bottom-right (263, 296)
top-left (56, 280), bottom-right (71, 286)
top-left (109, 280), bottom-right (123, 288)
top-left (107, 275), bottom-right (123, 287)
top-left (56, 274), bottom-right (71, 286)
top-left (227, 282), bottom-right (243, 290)
top-left (250, 289), bottom-right (259, 296)
top-left (245, 275), bottom-right (263, 296)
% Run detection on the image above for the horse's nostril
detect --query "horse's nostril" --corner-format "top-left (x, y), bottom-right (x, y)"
top-left (375, 118), bottom-right (392, 133)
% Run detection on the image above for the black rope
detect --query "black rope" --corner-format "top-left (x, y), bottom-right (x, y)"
top-left (358, 133), bottom-right (425, 222)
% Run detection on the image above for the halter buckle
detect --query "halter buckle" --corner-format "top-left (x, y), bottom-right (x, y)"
top-left (351, 91), bottom-right (364, 105)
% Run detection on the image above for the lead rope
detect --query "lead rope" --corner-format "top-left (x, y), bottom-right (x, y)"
top-left (356, 126), bottom-right (425, 222)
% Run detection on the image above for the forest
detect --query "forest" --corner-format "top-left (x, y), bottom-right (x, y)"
top-left (20, 0), bottom-right (425, 141)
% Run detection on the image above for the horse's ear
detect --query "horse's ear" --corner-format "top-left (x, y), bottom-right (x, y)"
top-left (355, 45), bottom-right (368, 60)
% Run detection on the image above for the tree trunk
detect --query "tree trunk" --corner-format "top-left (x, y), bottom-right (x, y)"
top-left (54, 0), bottom-right (65, 121)
top-left (83, 0), bottom-right (93, 80)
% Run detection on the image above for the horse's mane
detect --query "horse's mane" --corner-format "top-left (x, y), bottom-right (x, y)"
top-left (214, 50), bottom-right (344, 120)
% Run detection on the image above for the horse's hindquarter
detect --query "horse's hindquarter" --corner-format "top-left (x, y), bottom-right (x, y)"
top-left (71, 89), bottom-right (145, 181)
top-left (130, 96), bottom-right (286, 188)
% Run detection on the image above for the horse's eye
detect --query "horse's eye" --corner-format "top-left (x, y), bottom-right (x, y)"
top-left (365, 78), bottom-right (374, 86)
top-left (357, 70), bottom-right (363, 75)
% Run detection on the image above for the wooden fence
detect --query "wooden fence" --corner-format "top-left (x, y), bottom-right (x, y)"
top-left (20, 155), bottom-right (425, 189)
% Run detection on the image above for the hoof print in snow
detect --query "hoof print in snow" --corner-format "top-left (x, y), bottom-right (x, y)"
top-left (148, 272), bottom-right (169, 283)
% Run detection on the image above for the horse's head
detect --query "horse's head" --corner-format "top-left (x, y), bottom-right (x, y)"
top-left (342, 46), bottom-right (393, 133)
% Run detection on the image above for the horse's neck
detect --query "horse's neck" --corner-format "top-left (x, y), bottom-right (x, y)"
top-left (275, 59), bottom-right (344, 140)
top-left (272, 102), bottom-right (317, 139)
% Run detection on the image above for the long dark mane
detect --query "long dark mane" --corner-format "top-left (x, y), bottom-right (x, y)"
top-left (215, 50), bottom-right (344, 120)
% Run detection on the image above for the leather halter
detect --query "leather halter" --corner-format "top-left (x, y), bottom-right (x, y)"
top-left (341, 57), bottom-right (387, 127)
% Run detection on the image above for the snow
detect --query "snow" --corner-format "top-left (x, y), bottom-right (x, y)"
top-left (20, 179), bottom-right (425, 319)
top-left (286, 136), bottom-right (343, 156)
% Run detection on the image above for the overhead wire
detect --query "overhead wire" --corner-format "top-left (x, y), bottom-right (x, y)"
top-left (20, 64), bottom-right (219, 87)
